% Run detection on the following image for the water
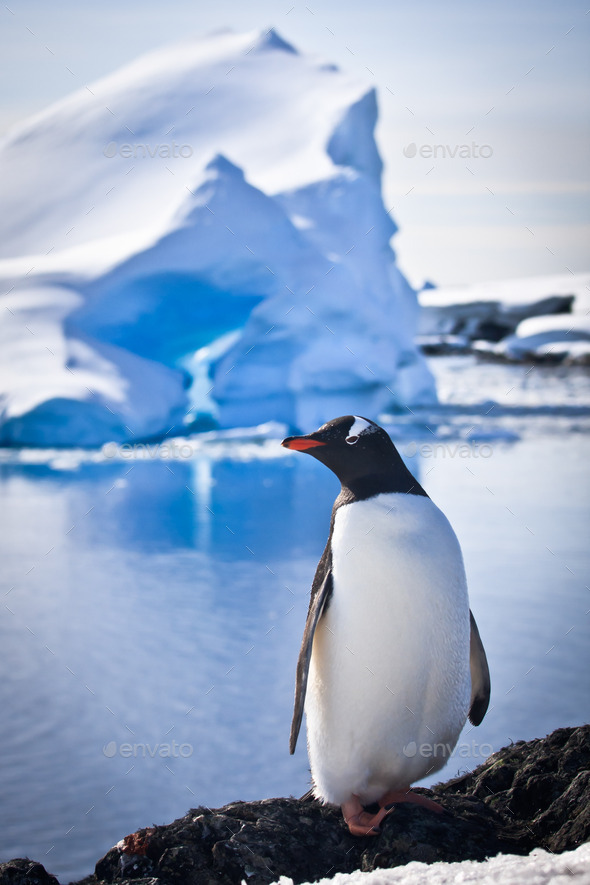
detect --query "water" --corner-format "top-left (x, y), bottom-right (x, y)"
top-left (1, 363), bottom-right (589, 882)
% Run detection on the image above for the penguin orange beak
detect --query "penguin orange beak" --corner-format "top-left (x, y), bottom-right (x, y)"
top-left (282, 436), bottom-right (327, 451)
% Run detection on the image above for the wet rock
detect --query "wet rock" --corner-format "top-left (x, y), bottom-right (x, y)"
top-left (1, 725), bottom-right (588, 885)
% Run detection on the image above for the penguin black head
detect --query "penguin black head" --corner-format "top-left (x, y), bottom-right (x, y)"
top-left (282, 415), bottom-right (427, 499)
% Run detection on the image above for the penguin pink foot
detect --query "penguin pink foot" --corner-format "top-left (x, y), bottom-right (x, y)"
top-left (341, 795), bottom-right (392, 836)
top-left (378, 787), bottom-right (444, 815)
top-left (342, 788), bottom-right (444, 837)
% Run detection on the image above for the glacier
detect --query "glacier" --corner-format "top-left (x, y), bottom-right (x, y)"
top-left (0, 28), bottom-right (435, 447)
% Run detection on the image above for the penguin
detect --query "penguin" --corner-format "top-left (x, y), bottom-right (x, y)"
top-left (282, 415), bottom-right (490, 836)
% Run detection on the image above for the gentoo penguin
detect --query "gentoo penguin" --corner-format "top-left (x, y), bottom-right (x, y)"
top-left (282, 415), bottom-right (490, 836)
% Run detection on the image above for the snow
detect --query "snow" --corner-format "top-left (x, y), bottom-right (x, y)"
top-left (271, 843), bottom-right (590, 885)
top-left (0, 28), bottom-right (434, 446)
top-left (491, 314), bottom-right (590, 362)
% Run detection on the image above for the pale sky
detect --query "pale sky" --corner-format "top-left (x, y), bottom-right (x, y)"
top-left (1, 0), bottom-right (589, 286)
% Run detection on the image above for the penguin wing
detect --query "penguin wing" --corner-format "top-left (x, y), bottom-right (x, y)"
top-left (289, 555), bottom-right (333, 755)
top-left (468, 610), bottom-right (491, 726)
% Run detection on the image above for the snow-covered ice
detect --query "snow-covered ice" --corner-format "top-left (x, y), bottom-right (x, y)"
top-left (484, 313), bottom-right (590, 363)
top-left (272, 842), bottom-right (590, 885)
top-left (418, 272), bottom-right (590, 359)
top-left (0, 28), bottom-right (435, 446)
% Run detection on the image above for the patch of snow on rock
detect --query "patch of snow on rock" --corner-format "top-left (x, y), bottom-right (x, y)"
top-left (272, 842), bottom-right (590, 885)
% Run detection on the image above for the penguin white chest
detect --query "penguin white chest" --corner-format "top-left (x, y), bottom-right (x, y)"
top-left (305, 492), bottom-right (471, 806)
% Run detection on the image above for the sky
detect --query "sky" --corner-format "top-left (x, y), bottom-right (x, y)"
top-left (1, 0), bottom-right (589, 286)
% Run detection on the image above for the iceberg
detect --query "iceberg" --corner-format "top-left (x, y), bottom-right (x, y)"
top-left (0, 286), bottom-right (187, 447)
top-left (0, 28), bottom-right (434, 446)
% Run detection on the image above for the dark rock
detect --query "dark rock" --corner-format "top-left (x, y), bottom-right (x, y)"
top-left (1, 726), bottom-right (588, 885)
top-left (417, 334), bottom-right (471, 355)
top-left (0, 859), bottom-right (59, 885)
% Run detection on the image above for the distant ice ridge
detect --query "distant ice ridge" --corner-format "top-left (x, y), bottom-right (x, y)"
top-left (0, 28), bottom-right (435, 447)
top-left (479, 314), bottom-right (590, 363)
top-left (418, 272), bottom-right (590, 363)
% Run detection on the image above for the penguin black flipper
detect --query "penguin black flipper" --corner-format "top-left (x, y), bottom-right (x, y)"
top-left (289, 544), bottom-right (333, 755)
top-left (468, 610), bottom-right (491, 726)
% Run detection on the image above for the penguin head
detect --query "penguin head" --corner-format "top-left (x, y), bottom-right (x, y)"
top-left (282, 415), bottom-right (418, 493)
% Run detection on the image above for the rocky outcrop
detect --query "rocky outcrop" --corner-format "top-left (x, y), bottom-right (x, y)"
top-left (1, 726), bottom-right (588, 885)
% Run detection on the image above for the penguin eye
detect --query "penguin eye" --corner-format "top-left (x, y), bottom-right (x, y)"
top-left (346, 435), bottom-right (359, 445)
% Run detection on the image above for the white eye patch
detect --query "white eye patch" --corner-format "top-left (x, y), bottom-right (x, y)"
top-left (348, 416), bottom-right (377, 439)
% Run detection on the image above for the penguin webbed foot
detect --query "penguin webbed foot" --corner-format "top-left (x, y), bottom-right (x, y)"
top-left (379, 788), bottom-right (444, 815)
top-left (341, 795), bottom-right (392, 837)
top-left (342, 788), bottom-right (444, 837)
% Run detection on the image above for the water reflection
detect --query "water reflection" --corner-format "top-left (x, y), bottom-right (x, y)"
top-left (0, 455), bottom-right (336, 880)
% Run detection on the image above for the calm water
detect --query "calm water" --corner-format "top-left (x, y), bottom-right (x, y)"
top-left (1, 411), bottom-right (589, 881)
